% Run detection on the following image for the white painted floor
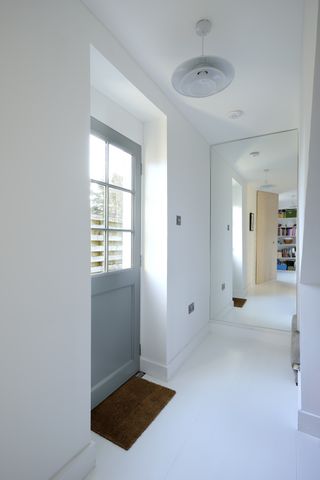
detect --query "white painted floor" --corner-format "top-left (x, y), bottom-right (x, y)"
top-left (87, 288), bottom-right (298, 480)
top-left (223, 271), bottom-right (297, 331)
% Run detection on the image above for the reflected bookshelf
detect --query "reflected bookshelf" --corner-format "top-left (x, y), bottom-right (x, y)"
top-left (277, 209), bottom-right (297, 272)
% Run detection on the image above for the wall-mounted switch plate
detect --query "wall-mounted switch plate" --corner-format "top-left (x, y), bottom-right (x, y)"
top-left (227, 225), bottom-right (230, 231)
top-left (176, 215), bottom-right (182, 226)
top-left (221, 283), bottom-right (226, 290)
top-left (188, 302), bottom-right (195, 314)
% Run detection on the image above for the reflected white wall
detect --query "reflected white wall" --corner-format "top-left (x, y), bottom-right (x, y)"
top-left (232, 179), bottom-right (244, 298)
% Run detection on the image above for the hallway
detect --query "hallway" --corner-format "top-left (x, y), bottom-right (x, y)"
top-left (226, 272), bottom-right (297, 331)
top-left (87, 288), bottom-right (297, 480)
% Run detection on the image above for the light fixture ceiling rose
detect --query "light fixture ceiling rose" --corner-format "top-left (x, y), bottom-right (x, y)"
top-left (196, 19), bottom-right (212, 37)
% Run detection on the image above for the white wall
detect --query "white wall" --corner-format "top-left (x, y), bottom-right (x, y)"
top-left (300, 6), bottom-right (320, 286)
top-left (140, 117), bottom-right (168, 373)
top-left (211, 150), bottom-right (233, 320)
top-left (141, 107), bottom-right (211, 379)
top-left (90, 87), bottom-right (143, 145)
top-left (232, 180), bottom-right (244, 298)
top-left (210, 148), bottom-right (246, 320)
top-left (298, 0), bottom-right (319, 267)
top-left (298, 0), bottom-right (320, 447)
top-left (0, 1), bottom-right (211, 477)
top-left (167, 117), bottom-right (210, 371)
top-left (246, 184), bottom-right (257, 289)
top-left (279, 198), bottom-right (297, 210)
top-left (0, 2), bottom-right (93, 479)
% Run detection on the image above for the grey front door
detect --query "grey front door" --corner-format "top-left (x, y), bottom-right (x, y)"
top-left (90, 118), bottom-right (141, 409)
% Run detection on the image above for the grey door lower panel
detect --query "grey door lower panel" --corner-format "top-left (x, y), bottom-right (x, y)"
top-left (91, 269), bottom-right (140, 408)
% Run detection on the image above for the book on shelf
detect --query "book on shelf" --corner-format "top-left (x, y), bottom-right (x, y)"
top-left (277, 246), bottom-right (296, 259)
top-left (278, 224), bottom-right (297, 237)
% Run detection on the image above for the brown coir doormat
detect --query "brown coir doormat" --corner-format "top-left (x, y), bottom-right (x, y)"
top-left (233, 297), bottom-right (247, 308)
top-left (91, 377), bottom-right (176, 450)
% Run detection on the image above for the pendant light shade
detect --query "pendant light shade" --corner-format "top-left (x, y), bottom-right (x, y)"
top-left (172, 56), bottom-right (234, 97)
top-left (171, 19), bottom-right (235, 98)
top-left (259, 169), bottom-right (276, 190)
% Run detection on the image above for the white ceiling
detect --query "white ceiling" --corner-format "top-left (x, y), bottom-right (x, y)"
top-left (213, 129), bottom-right (298, 194)
top-left (83, 0), bottom-right (303, 144)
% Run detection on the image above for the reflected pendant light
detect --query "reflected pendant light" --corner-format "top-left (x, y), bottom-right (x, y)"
top-left (260, 169), bottom-right (276, 190)
top-left (171, 19), bottom-right (234, 98)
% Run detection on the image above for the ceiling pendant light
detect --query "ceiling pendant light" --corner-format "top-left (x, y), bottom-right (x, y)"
top-left (171, 19), bottom-right (235, 98)
top-left (260, 169), bottom-right (276, 190)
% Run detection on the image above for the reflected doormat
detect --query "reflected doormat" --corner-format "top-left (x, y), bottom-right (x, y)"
top-left (233, 297), bottom-right (247, 308)
top-left (91, 377), bottom-right (176, 450)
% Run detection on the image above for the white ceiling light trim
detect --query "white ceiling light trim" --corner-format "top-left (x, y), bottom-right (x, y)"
top-left (171, 19), bottom-right (235, 98)
top-left (228, 109), bottom-right (244, 120)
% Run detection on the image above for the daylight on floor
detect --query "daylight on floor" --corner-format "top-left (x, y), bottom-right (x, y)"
top-left (2, 1), bottom-right (320, 480)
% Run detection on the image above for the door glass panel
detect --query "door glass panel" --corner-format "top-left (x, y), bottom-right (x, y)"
top-left (90, 183), bottom-right (105, 228)
top-left (91, 230), bottom-right (105, 274)
top-left (90, 134), bottom-right (105, 182)
top-left (108, 231), bottom-right (132, 272)
top-left (90, 123), bottom-right (136, 275)
top-left (109, 144), bottom-right (132, 190)
top-left (108, 188), bottom-right (132, 230)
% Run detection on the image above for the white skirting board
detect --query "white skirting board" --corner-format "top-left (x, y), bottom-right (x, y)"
top-left (297, 431), bottom-right (320, 480)
top-left (50, 441), bottom-right (96, 480)
top-left (211, 319), bottom-right (291, 335)
top-left (140, 356), bottom-right (167, 381)
top-left (298, 409), bottom-right (320, 439)
top-left (140, 323), bottom-right (210, 382)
